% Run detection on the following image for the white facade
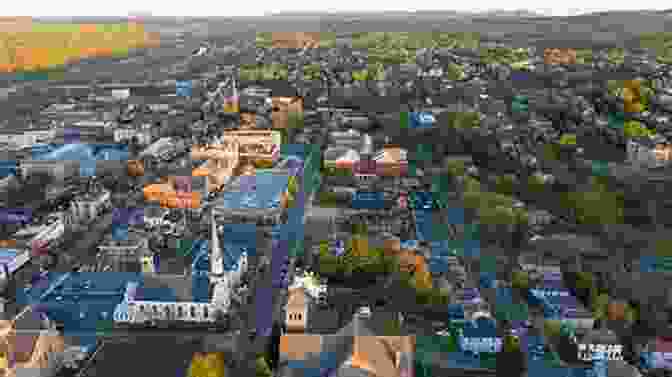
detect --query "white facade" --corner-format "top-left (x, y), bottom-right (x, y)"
top-left (626, 139), bottom-right (667, 167)
top-left (70, 191), bottom-right (111, 225)
top-left (112, 208), bottom-right (247, 326)
top-left (113, 127), bottom-right (153, 145)
top-left (20, 160), bottom-right (76, 181)
top-left (139, 137), bottom-right (174, 159)
top-left (115, 301), bottom-right (220, 324)
top-left (0, 130), bottom-right (55, 148)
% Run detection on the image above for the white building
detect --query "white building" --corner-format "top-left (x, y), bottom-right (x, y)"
top-left (138, 137), bottom-right (176, 160)
top-left (60, 121), bottom-right (114, 139)
top-left (113, 208), bottom-right (248, 327)
top-left (97, 230), bottom-right (150, 272)
top-left (0, 128), bottom-right (56, 149)
top-left (627, 136), bottom-right (672, 168)
top-left (70, 190), bottom-right (111, 225)
top-left (290, 271), bottom-right (327, 306)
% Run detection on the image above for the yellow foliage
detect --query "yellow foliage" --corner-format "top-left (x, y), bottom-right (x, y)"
top-left (187, 352), bottom-right (227, 377)
top-left (350, 235), bottom-right (370, 258)
top-left (0, 22), bottom-right (154, 73)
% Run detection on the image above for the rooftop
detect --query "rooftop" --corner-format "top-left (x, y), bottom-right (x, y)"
top-left (213, 172), bottom-right (289, 210)
top-left (18, 272), bottom-right (141, 340)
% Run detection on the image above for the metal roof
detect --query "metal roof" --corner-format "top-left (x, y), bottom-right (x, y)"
top-left (213, 172), bottom-right (289, 210)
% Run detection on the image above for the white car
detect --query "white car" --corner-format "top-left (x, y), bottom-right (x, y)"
top-left (357, 306), bottom-right (371, 318)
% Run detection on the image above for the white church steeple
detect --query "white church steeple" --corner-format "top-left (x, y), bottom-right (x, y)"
top-left (210, 208), bottom-right (224, 277)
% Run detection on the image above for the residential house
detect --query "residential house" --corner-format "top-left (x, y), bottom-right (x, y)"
top-left (113, 123), bottom-right (157, 146)
top-left (329, 129), bottom-right (363, 149)
top-left (0, 308), bottom-right (67, 377)
top-left (70, 188), bottom-right (111, 225)
top-left (97, 230), bottom-right (150, 272)
top-left (58, 120), bottom-right (114, 139)
top-left (271, 96), bottom-right (304, 129)
top-left (324, 147), bottom-right (360, 169)
top-left (279, 312), bottom-right (415, 377)
top-left (627, 136), bottom-right (672, 168)
top-left (286, 287), bottom-right (311, 333)
top-left (0, 127), bottom-right (55, 149)
top-left (372, 145), bottom-right (408, 177)
top-left (354, 153), bottom-right (379, 186)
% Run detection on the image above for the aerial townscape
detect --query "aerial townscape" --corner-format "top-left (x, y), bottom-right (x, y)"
top-left (2, 8), bottom-right (672, 377)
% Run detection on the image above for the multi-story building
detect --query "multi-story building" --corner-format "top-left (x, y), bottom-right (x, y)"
top-left (113, 123), bottom-right (157, 146)
top-left (57, 120), bottom-right (115, 140)
top-left (97, 230), bottom-right (150, 272)
top-left (0, 127), bottom-right (55, 149)
top-left (113, 209), bottom-right (248, 327)
top-left (70, 189), bottom-right (111, 226)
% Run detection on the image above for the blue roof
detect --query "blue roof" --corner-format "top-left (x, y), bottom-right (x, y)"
top-left (20, 272), bottom-right (141, 339)
top-left (94, 148), bottom-right (129, 161)
top-left (219, 172), bottom-right (289, 210)
top-left (191, 240), bottom-right (210, 272)
top-left (0, 249), bottom-right (19, 259)
top-left (34, 143), bottom-right (94, 161)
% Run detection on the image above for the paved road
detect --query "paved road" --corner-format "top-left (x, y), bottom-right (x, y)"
top-left (82, 335), bottom-right (201, 377)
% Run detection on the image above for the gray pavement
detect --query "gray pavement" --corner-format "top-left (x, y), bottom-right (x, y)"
top-left (82, 335), bottom-right (201, 377)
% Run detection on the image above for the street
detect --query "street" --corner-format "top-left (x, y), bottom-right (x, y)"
top-left (81, 335), bottom-right (201, 377)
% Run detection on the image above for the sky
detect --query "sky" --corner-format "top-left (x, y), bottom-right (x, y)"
top-left (0, 0), bottom-right (671, 18)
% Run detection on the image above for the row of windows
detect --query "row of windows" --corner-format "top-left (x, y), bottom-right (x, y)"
top-left (133, 303), bottom-right (211, 319)
top-left (288, 312), bottom-right (303, 321)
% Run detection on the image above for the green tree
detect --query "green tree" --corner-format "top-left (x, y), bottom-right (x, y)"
top-left (287, 176), bottom-right (298, 196)
top-left (511, 270), bottom-right (530, 290)
top-left (255, 356), bottom-right (272, 377)
top-left (495, 174), bottom-right (516, 196)
top-left (502, 334), bottom-right (521, 353)
top-left (591, 293), bottom-right (611, 324)
top-left (445, 63), bottom-right (464, 81)
top-left (527, 174), bottom-right (546, 194)
top-left (559, 133), bottom-right (577, 145)
top-left (383, 317), bottom-right (402, 335)
top-left (542, 143), bottom-right (561, 161)
top-left (287, 111), bottom-right (304, 130)
top-left (544, 319), bottom-right (563, 341)
top-left (446, 159), bottom-right (466, 177)
top-left (623, 120), bottom-right (654, 138)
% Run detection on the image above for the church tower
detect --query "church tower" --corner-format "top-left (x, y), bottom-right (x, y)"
top-left (210, 208), bottom-right (224, 277)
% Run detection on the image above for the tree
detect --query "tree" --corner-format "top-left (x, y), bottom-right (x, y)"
top-left (511, 270), bottom-right (530, 290)
top-left (592, 293), bottom-right (611, 328)
top-left (265, 322), bottom-right (281, 370)
top-left (187, 352), bottom-right (227, 377)
top-left (255, 356), bottom-right (272, 377)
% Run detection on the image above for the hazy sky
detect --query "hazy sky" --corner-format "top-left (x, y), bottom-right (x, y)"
top-left (2, 1), bottom-right (670, 17)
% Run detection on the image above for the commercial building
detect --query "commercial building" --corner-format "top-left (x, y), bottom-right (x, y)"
top-left (211, 171), bottom-right (291, 225)
top-left (0, 127), bottom-right (55, 149)
top-left (97, 230), bottom-right (150, 272)
top-left (113, 123), bottom-right (158, 146)
top-left (20, 143), bottom-right (92, 180)
top-left (57, 120), bottom-right (115, 140)
top-left (70, 189), bottom-right (111, 226)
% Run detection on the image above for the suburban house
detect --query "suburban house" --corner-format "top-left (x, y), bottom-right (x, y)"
top-left (285, 287), bottom-right (311, 333)
top-left (279, 311), bottom-right (415, 377)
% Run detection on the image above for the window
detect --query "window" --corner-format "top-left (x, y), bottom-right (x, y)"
top-left (204, 306), bottom-right (209, 318)
top-left (178, 306), bottom-right (184, 317)
top-left (297, 313), bottom-right (302, 321)
top-left (190, 306), bottom-right (196, 318)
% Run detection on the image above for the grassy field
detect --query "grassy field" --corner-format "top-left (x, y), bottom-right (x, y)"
top-left (0, 20), bottom-right (158, 74)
